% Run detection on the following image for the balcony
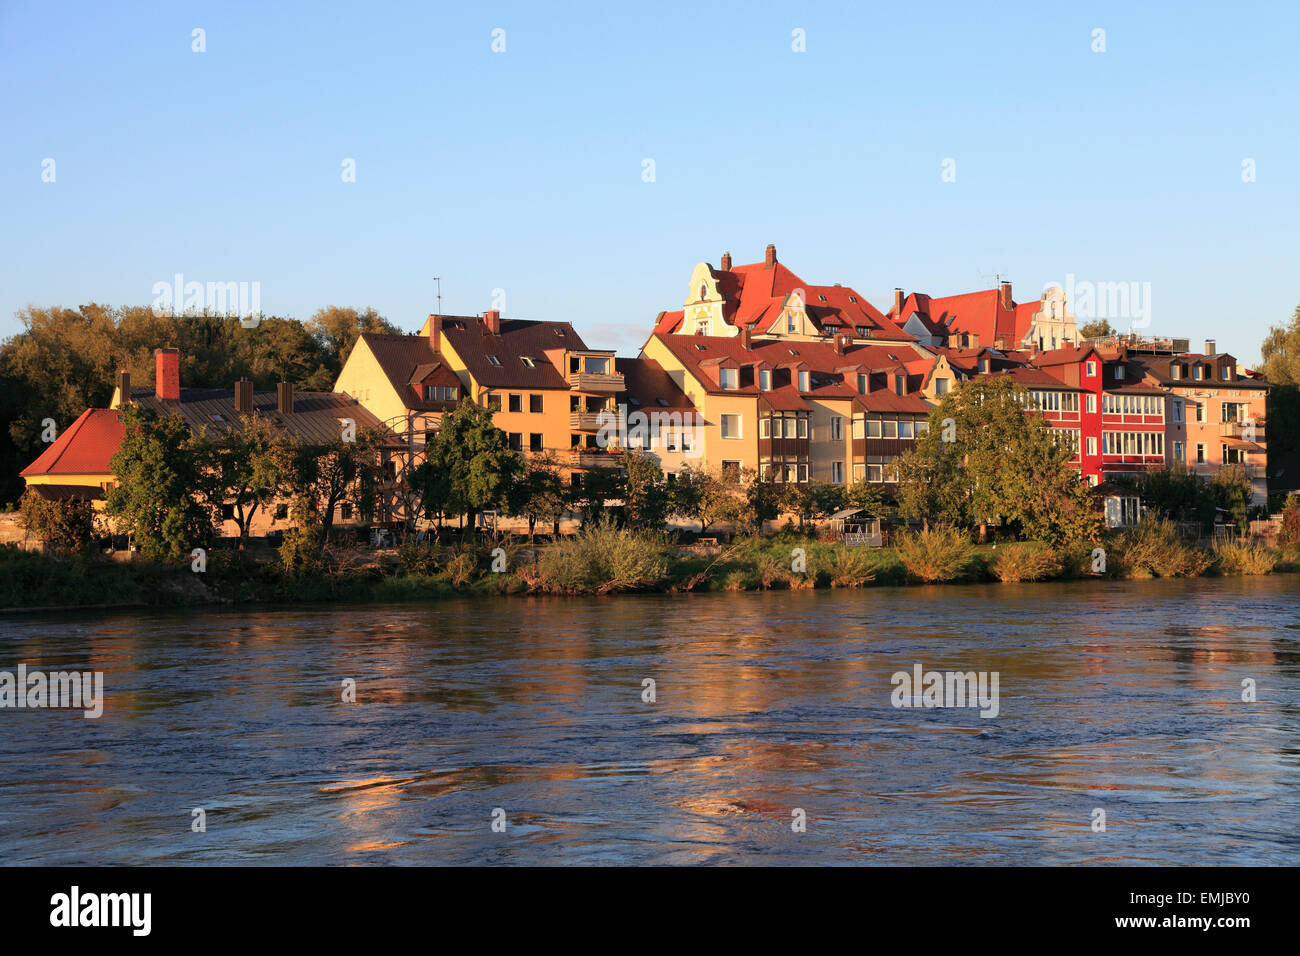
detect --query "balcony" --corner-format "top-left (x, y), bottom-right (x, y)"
top-left (570, 450), bottom-right (623, 469)
top-left (570, 411), bottom-right (609, 431)
top-left (569, 371), bottom-right (625, 393)
top-left (1219, 420), bottom-right (1265, 440)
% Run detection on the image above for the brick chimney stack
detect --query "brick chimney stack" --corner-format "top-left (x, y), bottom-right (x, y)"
top-left (277, 381), bottom-right (294, 415)
top-left (894, 288), bottom-right (904, 315)
top-left (1205, 339), bottom-right (1216, 355)
top-left (999, 281), bottom-right (1013, 310)
top-left (740, 325), bottom-right (752, 350)
top-left (484, 309), bottom-right (500, 335)
top-left (764, 244), bottom-right (776, 268)
top-left (428, 314), bottom-right (441, 354)
top-left (233, 377), bottom-right (254, 414)
top-left (720, 251), bottom-right (732, 271)
top-left (154, 348), bottom-right (180, 401)
top-left (117, 370), bottom-right (130, 406)
top-left (834, 332), bottom-right (851, 355)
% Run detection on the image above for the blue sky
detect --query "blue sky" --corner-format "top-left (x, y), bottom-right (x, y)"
top-left (2, 0), bottom-right (1297, 362)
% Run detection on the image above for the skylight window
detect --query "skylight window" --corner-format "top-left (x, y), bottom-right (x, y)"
top-left (789, 348), bottom-right (799, 356)
top-left (520, 356), bottom-right (535, 367)
top-left (656, 398), bottom-right (670, 406)
top-left (849, 296), bottom-right (857, 303)
top-left (487, 355), bottom-right (502, 366)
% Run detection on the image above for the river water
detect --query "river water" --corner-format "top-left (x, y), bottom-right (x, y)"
top-left (1, 577), bottom-right (1297, 865)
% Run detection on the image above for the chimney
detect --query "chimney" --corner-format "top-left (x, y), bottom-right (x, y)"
top-left (277, 381), bottom-right (294, 415)
top-left (764, 243), bottom-right (776, 268)
top-left (428, 314), bottom-right (441, 354)
top-left (740, 325), bottom-right (752, 350)
top-left (484, 309), bottom-right (501, 335)
top-left (154, 348), bottom-right (180, 401)
top-left (834, 332), bottom-right (850, 355)
top-left (117, 370), bottom-right (130, 406)
top-left (999, 281), bottom-right (1013, 310)
top-left (1205, 339), bottom-right (1216, 355)
top-left (235, 377), bottom-right (253, 415)
top-left (894, 288), bottom-right (904, 315)
top-left (720, 251), bottom-right (732, 271)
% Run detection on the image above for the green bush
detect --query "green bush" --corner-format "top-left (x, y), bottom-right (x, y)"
top-left (815, 547), bottom-right (878, 588)
top-left (896, 526), bottom-right (974, 583)
top-left (1212, 540), bottom-right (1278, 575)
top-left (989, 542), bottom-right (1061, 582)
top-left (533, 520), bottom-right (668, 593)
top-left (1113, 518), bottom-right (1212, 578)
top-left (396, 539), bottom-right (441, 576)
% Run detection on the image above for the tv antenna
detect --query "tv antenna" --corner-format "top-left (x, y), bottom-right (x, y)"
top-left (432, 276), bottom-right (442, 315)
top-left (980, 270), bottom-right (1009, 287)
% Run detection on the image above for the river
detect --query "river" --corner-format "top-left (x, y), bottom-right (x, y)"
top-left (1, 576), bottom-right (1297, 865)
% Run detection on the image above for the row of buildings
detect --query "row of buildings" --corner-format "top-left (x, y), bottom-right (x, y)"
top-left (20, 245), bottom-right (1272, 537)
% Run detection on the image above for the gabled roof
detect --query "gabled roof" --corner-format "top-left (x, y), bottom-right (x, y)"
top-left (357, 333), bottom-right (461, 412)
top-left (21, 408), bottom-right (124, 477)
top-left (435, 314), bottom-right (590, 390)
top-left (615, 357), bottom-right (698, 418)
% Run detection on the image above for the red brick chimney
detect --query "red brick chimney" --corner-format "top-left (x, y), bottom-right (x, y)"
top-left (720, 251), bottom-right (732, 271)
top-left (277, 381), bottom-right (294, 415)
top-left (999, 281), bottom-right (1013, 310)
top-left (234, 377), bottom-right (254, 415)
top-left (894, 288), bottom-right (904, 315)
top-left (117, 370), bottom-right (130, 405)
top-left (740, 325), bottom-right (752, 350)
top-left (154, 348), bottom-right (180, 401)
top-left (428, 314), bottom-right (441, 354)
top-left (764, 244), bottom-right (776, 269)
top-left (834, 332), bottom-right (851, 355)
top-left (484, 309), bottom-right (500, 335)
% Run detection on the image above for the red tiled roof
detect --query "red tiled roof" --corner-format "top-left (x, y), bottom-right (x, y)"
top-left (21, 408), bottom-right (124, 477)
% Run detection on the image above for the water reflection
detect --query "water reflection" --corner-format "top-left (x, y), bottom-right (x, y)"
top-left (0, 576), bottom-right (1297, 864)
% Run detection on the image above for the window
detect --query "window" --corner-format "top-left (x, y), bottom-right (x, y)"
top-left (894, 375), bottom-right (905, 396)
top-left (720, 414), bottom-right (741, 439)
top-left (883, 419), bottom-right (898, 439)
top-left (797, 463), bottom-right (809, 483)
top-left (340, 503), bottom-right (353, 520)
top-left (798, 370), bottom-right (811, 392)
top-left (719, 367), bottom-right (738, 390)
top-left (721, 460), bottom-right (741, 480)
top-left (529, 433), bottom-right (543, 452)
top-left (696, 320), bottom-right (709, 336)
top-left (867, 419), bottom-right (882, 439)
top-left (508, 432), bottom-right (523, 451)
top-left (424, 385), bottom-right (459, 402)
top-left (934, 377), bottom-right (950, 396)
top-left (852, 418), bottom-right (864, 439)
top-left (898, 420), bottom-right (914, 440)
top-left (867, 463), bottom-right (883, 482)
top-left (760, 418), bottom-right (771, 439)
top-left (664, 432), bottom-right (677, 452)
top-left (830, 416), bottom-right (843, 441)
top-left (520, 356), bottom-right (535, 368)
top-left (487, 355), bottom-right (502, 367)
top-left (760, 369), bottom-right (772, 391)
top-left (486, 393), bottom-right (502, 411)
top-left (787, 313), bottom-right (797, 333)
top-left (529, 394), bottom-right (543, 414)
top-left (853, 463), bottom-right (865, 480)
top-left (1086, 393), bottom-right (1096, 414)
top-left (832, 461), bottom-right (845, 484)
top-left (1193, 365), bottom-right (1203, 380)
top-left (797, 417), bottom-right (808, 438)
top-left (274, 503), bottom-right (288, 520)
top-left (1194, 402), bottom-right (1203, 423)
top-left (1173, 440), bottom-right (1184, 462)
top-left (1086, 436), bottom-right (1097, 457)
top-left (857, 373), bottom-right (868, 395)
top-left (1172, 399), bottom-right (1183, 423)
top-left (680, 430), bottom-right (693, 452)
top-left (508, 393), bottom-right (522, 413)
top-left (1196, 443), bottom-right (1206, 464)
top-left (1086, 361), bottom-right (1097, 376)
top-left (1221, 365), bottom-right (1231, 380)
top-left (1114, 364), bottom-right (1125, 380)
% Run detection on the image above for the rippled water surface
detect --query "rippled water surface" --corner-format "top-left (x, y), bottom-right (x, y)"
top-left (1, 577), bottom-right (1298, 864)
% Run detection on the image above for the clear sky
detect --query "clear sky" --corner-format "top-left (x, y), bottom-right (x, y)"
top-left (2, 0), bottom-right (1297, 363)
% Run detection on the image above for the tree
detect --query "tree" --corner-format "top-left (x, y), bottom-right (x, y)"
top-left (1078, 318), bottom-right (1116, 340)
top-left (411, 401), bottom-right (522, 533)
top-left (203, 414), bottom-right (293, 549)
top-left (1211, 464), bottom-right (1252, 530)
top-left (738, 467), bottom-right (783, 534)
top-left (1115, 464), bottom-right (1214, 530)
top-left (288, 427), bottom-right (389, 542)
top-left (106, 404), bottom-right (212, 563)
top-left (667, 465), bottom-right (742, 534)
top-left (1261, 304), bottom-right (1300, 492)
top-left (784, 480), bottom-right (845, 529)
top-left (305, 306), bottom-right (400, 376)
top-left (507, 456), bottom-right (566, 541)
top-left (567, 465), bottom-right (623, 527)
top-left (844, 478), bottom-right (885, 514)
top-left (897, 376), bottom-right (1101, 545)
top-left (18, 489), bottom-right (97, 554)
top-left (622, 451), bottom-right (669, 530)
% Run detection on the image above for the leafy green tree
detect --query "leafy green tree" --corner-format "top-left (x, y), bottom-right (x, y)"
top-left (1211, 465), bottom-right (1252, 530)
top-left (306, 306), bottom-right (400, 376)
top-left (106, 404), bottom-right (212, 563)
top-left (844, 478), bottom-right (885, 514)
top-left (288, 427), bottom-right (388, 542)
top-left (411, 400), bottom-right (522, 533)
top-left (667, 465), bottom-right (742, 534)
top-left (784, 480), bottom-right (845, 529)
top-left (18, 489), bottom-right (97, 554)
top-left (1114, 464), bottom-right (1214, 530)
top-left (897, 376), bottom-right (1100, 545)
top-left (567, 465), bottom-right (623, 527)
top-left (203, 413), bottom-right (293, 549)
top-left (1078, 318), bottom-right (1116, 340)
top-left (507, 456), bottom-right (566, 540)
top-left (622, 451), bottom-right (669, 530)
top-left (738, 467), bottom-right (783, 534)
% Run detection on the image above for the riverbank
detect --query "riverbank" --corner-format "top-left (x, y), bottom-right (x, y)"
top-left (3, 526), bottom-right (1297, 611)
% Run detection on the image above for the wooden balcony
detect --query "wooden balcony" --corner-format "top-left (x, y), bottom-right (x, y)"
top-left (569, 371), bottom-right (625, 393)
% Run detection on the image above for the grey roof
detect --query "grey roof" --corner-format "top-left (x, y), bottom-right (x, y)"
top-left (127, 386), bottom-right (401, 447)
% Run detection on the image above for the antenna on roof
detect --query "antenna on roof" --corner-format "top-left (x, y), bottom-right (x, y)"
top-left (432, 277), bottom-right (442, 316)
top-left (980, 271), bottom-right (1008, 286)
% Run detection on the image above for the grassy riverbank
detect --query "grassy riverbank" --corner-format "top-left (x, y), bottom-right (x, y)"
top-left (4, 521), bottom-right (1298, 611)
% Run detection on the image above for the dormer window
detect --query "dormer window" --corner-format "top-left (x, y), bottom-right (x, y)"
top-left (1221, 365), bottom-right (1231, 380)
top-left (1087, 361), bottom-right (1097, 376)
top-left (857, 373), bottom-right (868, 395)
top-left (719, 367), bottom-right (738, 390)
top-left (856, 326), bottom-right (868, 337)
top-left (696, 320), bottom-right (709, 336)
top-left (787, 314), bottom-right (797, 333)
top-left (760, 369), bottom-right (772, 391)
top-left (978, 358), bottom-right (989, 374)
top-left (798, 370), bottom-right (811, 392)
top-left (699, 283), bottom-right (707, 301)
top-left (1171, 364), bottom-right (1182, 380)
top-left (894, 374), bottom-right (905, 396)
top-left (1193, 365), bottom-right (1203, 380)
